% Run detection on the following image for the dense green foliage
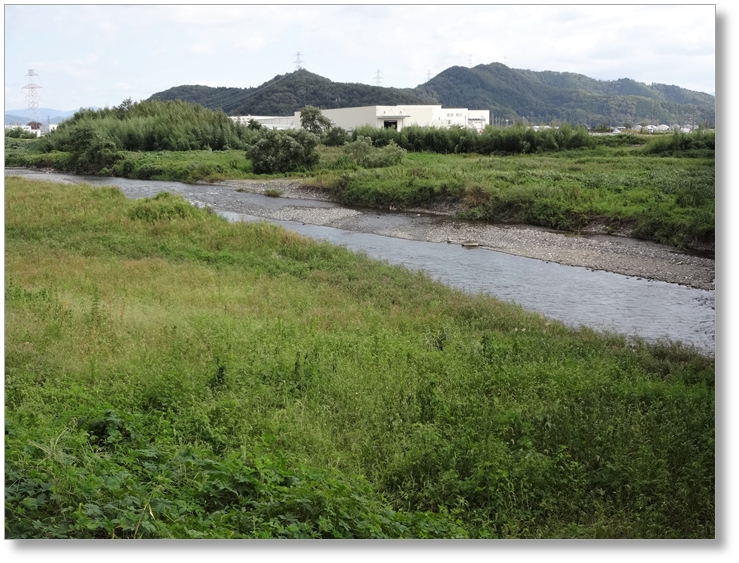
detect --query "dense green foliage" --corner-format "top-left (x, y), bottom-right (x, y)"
top-left (4, 131), bottom-right (261, 182)
top-left (5, 127), bottom-right (38, 139)
top-left (341, 136), bottom-right (407, 168)
top-left (149, 65), bottom-right (714, 127)
top-left (643, 129), bottom-right (716, 158)
top-left (246, 128), bottom-right (320, 174)
top-left (5, 178), bottom-right (715, 538)
top-left (43, 99), bottom-right (255, 158)
top-left (299, 105), bottom-right (333, 136)
top-left (349, 123), bottom-right (594, 155)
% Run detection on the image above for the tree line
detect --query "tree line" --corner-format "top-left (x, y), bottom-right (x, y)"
top-left (23, 100), bottom-right (715, 176)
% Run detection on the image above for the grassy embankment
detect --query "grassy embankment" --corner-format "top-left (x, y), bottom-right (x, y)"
top-left (6, 131), bottom-right (715, 249)
top-left (5, 177), bottom-right (715, 538)
top-left (311, 142), bottom-right (714, 249)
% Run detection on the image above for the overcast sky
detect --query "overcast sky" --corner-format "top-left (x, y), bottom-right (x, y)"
top-left (4, 2), bottom-right (717, 112)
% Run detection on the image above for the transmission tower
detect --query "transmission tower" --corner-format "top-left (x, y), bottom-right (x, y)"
top-left (426, 70), bottom-right (432, 81)
top-left (294, 52), bottom-right (304, 70)
top-left (22, 69), bottom-right (43, 125)
top-left (467, 54), bottom-right (473, 67)
top-left (374, 70), bottom-right (383, 86)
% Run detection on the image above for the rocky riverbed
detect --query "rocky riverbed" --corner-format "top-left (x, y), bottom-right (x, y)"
top-left (210, 178), bottom-right (715, 291)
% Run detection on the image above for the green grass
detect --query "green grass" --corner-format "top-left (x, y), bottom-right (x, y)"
top-left (310, 148), bottom-right (715, 248)
top-left (5, 177), bottom-right (714, 538)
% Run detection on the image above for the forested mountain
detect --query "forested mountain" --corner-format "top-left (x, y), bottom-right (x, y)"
top-left (149, 70), bottom-right (436, 117)
top-left (415, 63), bottom-right (715, 127)
top-left (149, 64), bottom-right (715, 128)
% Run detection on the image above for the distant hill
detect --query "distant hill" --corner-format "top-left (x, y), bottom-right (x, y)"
top-left (414, 63), bottom-right (715, 127)
top-left (148, 64), bottom-right (714, 127)
top-left (149, 70), bottom-right (436, 116)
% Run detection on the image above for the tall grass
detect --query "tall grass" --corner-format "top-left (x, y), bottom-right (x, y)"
top-left (312, 149), bottom-right (715, 248)
top-left (5, 177), bottom-right (714, 538)
top-left (351, 123), bottom-right (595, 155)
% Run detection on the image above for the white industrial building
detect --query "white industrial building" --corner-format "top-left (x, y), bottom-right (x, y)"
top-left (229, 115), bottom-right (294, 130)
top-left (4, 123), bottom-right (41, 136)
top-left (230, 105), bottom-right (489, 133)
top-left (4, 122), bottom-right (58, 136)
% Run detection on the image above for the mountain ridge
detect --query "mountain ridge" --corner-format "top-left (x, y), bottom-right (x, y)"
top-left (151, 64), bottom-right (713, 127)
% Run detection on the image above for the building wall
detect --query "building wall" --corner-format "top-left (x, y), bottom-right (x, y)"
top-left (233, 105), bottom-right (490, 133)
top-left (404, 106), bottom-right (438, 128)
top-left (229, 115), bottom-right (297, 129)
top-left (467, 110), bottom-right (490, 131)
top-left (294, 106), bottom-right (380, 132)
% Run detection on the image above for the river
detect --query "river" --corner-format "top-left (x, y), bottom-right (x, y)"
top-left (5, 169), bottom-right (715, 354)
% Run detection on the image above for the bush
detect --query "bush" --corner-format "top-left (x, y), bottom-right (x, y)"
top-left (246, 129), bottom-right (320, 174)
top-left (127, 192), bottom-right (201, 222)
top-left (643, 130), bottom-right (715, 157)
top-left (342, 136), bottom-right (406, 168)
top-left (323, 126), bottom-right (348, 147)
top-left (66, 123), bottom-right (121, 173)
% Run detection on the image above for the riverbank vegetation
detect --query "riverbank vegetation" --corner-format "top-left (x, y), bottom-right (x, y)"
top-left (5, 177), bottom-right (715, 538)
top-left (4, 100), bottom-right (714, 249)
top-left (312, 145), bottom-right (715, 249)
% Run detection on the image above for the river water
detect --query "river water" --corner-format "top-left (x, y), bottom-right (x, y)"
top-left (5, 169), bottom-right (715, 353)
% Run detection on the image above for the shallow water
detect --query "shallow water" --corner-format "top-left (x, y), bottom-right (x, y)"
top-left (6, 169), bottom-right (715, 353)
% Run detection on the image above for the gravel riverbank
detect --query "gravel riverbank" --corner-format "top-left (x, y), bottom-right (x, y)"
top-left (211, 178), bottom-right (715, 291)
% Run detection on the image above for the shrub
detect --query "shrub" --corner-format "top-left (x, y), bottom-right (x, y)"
top-left (342, 136), bottom-right (406, 168)
top-left (246, 129), bottom-right (320, 174)
top-left (66, 123), bottom-right (121, 173)
top-left (323, 126), bottom-right (349, 147)
top-left (127, 192), bottom-right (200, 222)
